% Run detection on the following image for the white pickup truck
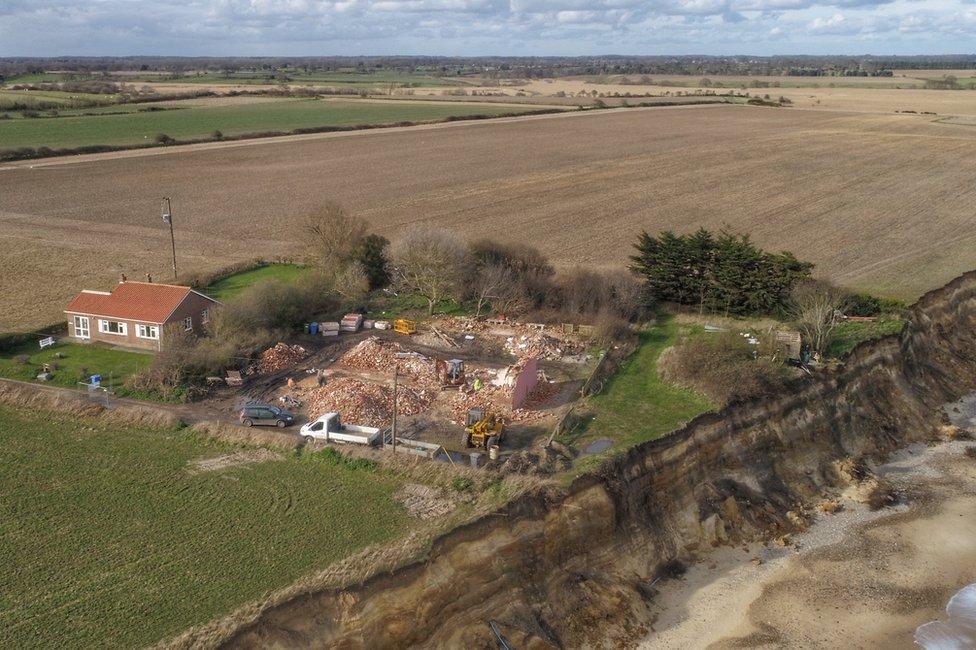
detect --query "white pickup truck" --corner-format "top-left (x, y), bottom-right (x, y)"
top-left (300, 413), bottom-right (382, 446)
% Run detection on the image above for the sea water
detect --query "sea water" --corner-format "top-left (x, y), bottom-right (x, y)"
top-left (915, 583), bottom-right (976, 649)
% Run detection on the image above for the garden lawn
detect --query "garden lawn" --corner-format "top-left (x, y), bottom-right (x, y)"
top-left (0, 97), bottom-right (541, 150)
top-left (204, 264), bottom-right (308, 302)
top-left (0, 404), bottom-right (410, 649)
top-left (0, 340), bottom-right (151, 391)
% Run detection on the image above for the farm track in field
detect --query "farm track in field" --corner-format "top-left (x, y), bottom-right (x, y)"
top-left (3, 103), bottom-right (976, 330)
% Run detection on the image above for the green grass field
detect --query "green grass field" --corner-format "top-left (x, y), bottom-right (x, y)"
top-left (204, 264), bottom-right (308, 301)
top-left (0, 340), bottom-right (151, 391)
top-left (127, 69), bottom-right (463, 87)
top-left (566, 318), bottom-right (713, 471)
top-left (0, 89), bottom-right (119, 111)
top-left (827, 317), bottom-right (904, 357)
top-left (3, 72), bottom-right (75, 84)
top-left (0, 97), bottom-right (540, 150)
top-left (0, 404), bottom-right (410, 648)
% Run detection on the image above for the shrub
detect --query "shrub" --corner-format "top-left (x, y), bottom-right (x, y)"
top-left (451, 476), bottom-right (474, 493)
top-left (842, 293), bottom-right (907, 317)
top-left (468, 239), bottom-right (554, 313)
top-left (154, 133), bottom-right (175, 145)
top-left (351, 233), bottom-right (391, 290)
top-left (588, 313), bottom-right (632, 346)
top-left (308, 446), bottom-right (377, 471)
top-left (550, 268), bottom-right (645, 320)
top-left (658, 331), bottom-right (791, 404)
top-left (13, 354), bottom-right (30, 365)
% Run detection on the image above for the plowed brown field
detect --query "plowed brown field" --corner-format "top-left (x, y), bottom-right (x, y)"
top-left (3, 103), bottom-right (976, 331)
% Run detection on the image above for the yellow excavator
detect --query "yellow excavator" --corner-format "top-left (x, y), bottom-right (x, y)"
top-left (463, 407), bottom-right (504, 449)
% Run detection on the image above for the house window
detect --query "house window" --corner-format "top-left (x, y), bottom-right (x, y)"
top-left (73, 316), bottom-right (90, 339)
top-left (98, 319), bottom-right (127, 336)
top-left (201, 309), bottom-right (209, 325)
top-left (136, 324), bottom-right (159, 340)
top-left (183, 316), bottom-right (193, 331)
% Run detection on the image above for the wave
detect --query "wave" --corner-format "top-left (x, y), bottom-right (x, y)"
top-left (915, 584), bottom-right (976, 649)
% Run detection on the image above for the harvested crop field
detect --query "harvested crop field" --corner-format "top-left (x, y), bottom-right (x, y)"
top-left (3, 103), bottom-right (976, 330)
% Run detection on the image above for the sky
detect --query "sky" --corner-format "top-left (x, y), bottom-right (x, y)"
top-left (0, 0), bottom-right (974, 57)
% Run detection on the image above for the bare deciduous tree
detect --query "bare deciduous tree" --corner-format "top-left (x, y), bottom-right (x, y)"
top-left (301, 202), bottom-right (367, 266)
top-left (468, 262), bottom-right (514, 318)
top-left (791, 280), bottom-right (846, 358)
top-left (390, 225), bottom-right (468, 315)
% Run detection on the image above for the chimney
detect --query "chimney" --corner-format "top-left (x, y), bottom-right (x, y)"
top-left (146, 273), bottom-right (153, 283)
top-left (119, 273), bottom-right (127, 283)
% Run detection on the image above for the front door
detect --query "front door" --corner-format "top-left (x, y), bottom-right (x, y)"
top-left (74, 316), bottom-right (90, 339)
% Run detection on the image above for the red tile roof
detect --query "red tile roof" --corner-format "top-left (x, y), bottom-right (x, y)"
top-left (65, 282), bottom-right (207, 324)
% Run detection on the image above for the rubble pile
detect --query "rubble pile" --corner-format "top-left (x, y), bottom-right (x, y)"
top-left (449, 384), bottom-right (509, 426)
top-left (258, 343), bottom-right (309, 373)
top-left (302, 377), bottom-right (435, 428)
top-left (338, 336), bottom-right (435, 382)
top-left (436, 316), bottom-right (583, 360)
top-left (520, 378), bottom-right (560, 409)
top-left (505, 333), bottom-right (580, 359)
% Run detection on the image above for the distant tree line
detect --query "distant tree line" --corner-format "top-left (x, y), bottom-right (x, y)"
top-left (629, 228), bottom-right (813, 316)
top-left (3, 54), bottom-right (975, 82)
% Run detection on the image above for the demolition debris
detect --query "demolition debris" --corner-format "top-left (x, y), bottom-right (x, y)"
top-left (258, 343), bottom-right (309, 373)
top-left (301, 377), bottom-right (435, 428)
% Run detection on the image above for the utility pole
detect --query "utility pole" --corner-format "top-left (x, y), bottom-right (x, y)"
top-left (391, 367), bottom-right (398, 454)
top-left (161, 197), bottom-right (177, 281)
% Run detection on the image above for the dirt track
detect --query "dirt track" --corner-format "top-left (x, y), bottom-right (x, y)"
top-left (4, 103), bottom-right (976, 330)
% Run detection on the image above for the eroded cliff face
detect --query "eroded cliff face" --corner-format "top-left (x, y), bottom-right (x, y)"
top-left (222, 272), bottom-right (976, 650)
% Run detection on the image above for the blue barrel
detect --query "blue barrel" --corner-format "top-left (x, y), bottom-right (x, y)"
top-left (309, 322), bottom-right (319, 335)
top-left (90, 374), bottom-right (102, 386)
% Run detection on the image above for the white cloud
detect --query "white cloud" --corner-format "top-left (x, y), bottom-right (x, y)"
top-left (0, 0), bottom-right (974, 54)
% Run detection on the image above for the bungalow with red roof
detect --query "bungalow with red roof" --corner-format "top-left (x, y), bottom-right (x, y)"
top-left (64, 280), bottom-right (219, 351)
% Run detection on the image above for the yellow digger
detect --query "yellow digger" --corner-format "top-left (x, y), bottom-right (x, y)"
top-left (463, 407), bottom-right (504, 449)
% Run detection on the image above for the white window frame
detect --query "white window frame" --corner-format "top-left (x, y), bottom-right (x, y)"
top-left (183, 316), bottom-right (193, 332)
top-left (201, 309), bottom-right (209, 325)
top-left (73, 315), bottom-right (90, 339)
top-left (98, 319), bottom-right (127, 336)
top-left (136, 324), bottom-right (159, 340)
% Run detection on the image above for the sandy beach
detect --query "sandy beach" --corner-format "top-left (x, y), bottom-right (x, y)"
top-left (641, 439), bottom-right (976, 649)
